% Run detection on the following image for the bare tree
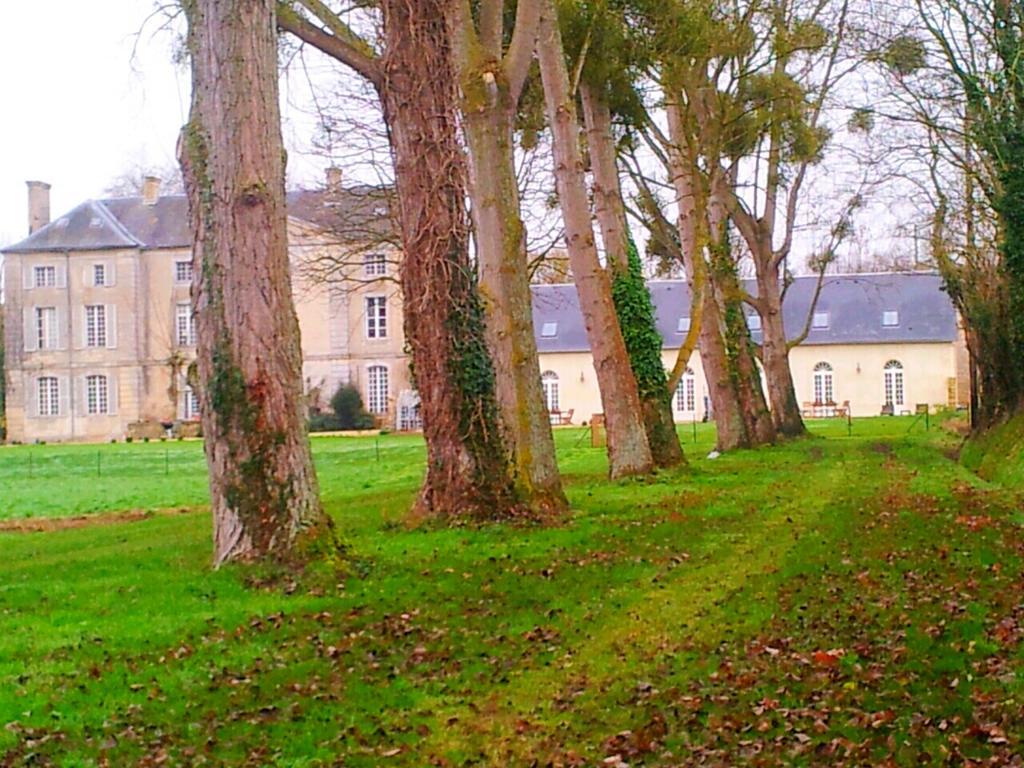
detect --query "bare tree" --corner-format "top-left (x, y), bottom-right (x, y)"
top-left (579, 73), bottom-right (686, 468)
top-left (278, 0), bottom-right (532, 518)
top-left (865, 0), bottom-right (1024, 428)
top-left (445, 0), bottom-right (569, 503)
top-left (104, 162), bottom-right (185, 197)
top-left (535, 0), bottom-right (655, 476)
top-left (179, 0), bottom-right (337, 566)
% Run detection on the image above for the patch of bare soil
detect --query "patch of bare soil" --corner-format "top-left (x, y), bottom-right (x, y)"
top-left (0, 507), bottom-right (197, 533)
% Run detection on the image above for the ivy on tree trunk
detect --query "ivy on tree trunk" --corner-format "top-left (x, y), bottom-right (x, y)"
top-left (179, 0), bottom-right (337, 567)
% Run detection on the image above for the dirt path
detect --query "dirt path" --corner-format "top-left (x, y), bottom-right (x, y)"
top-left (0, 507), bottom-right (199, 533)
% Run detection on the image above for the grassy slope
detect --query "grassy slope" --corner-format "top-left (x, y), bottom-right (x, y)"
top-left (960, 412), bottom-right (1024, 489)
top-left (1, 419), bottom-right (1022, 766)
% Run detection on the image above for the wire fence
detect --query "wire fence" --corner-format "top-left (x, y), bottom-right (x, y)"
top-left (0, 436), bottom-right (429, 485)
top-left (0, 448), bottom-right (208, 482)
top-left (0, 414), bottom-right (942, 486)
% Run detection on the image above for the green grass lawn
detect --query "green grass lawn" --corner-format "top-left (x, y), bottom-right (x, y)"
top-left (2, 416), bottom-right (1022, 765)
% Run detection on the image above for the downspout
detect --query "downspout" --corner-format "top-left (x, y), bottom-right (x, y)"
top-left (65, 249), bottom-right (75, 441)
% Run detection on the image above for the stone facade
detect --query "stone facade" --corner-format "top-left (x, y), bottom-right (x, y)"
top-left (2, 180), bottom-right (410, 443)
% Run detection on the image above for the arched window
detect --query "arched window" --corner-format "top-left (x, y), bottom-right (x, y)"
top-left (675, 367), bottom-right (696, 412)
top-left (541, 371), bottom-right (559, 412)
top-left (366, 365), bottom-right (389, 415)
top-left (813, 362), bottom-right (834, 405)
top-left (884, 360), bottom-right (904, 407)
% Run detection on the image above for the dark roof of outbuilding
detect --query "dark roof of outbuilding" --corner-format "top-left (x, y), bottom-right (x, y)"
top-left (532, 273), bottom-right (958, 351)
top-left (2, 185), bottom-right (394, 253)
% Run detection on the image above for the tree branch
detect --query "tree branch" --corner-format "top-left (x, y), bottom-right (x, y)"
top-left (277, 2), bottom-right (381, 87)
top-left (505, 0), bottom-right (542, 102)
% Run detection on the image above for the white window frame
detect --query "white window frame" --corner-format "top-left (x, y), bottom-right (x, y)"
top-left (38, 377), bottom-right (60, 417)
top-left (365, 296), bottom-right (388, 339)
top-left (677, 317), bottom-right (691, 334)
top-left (34, 265), bottom-right (56, 288)
top-left (747, 314), bottom-right (762, 331)
top-left (813, 362), bottom-right (834, 405)
top-left (364, 252), bottom-right (387, 277)
top-left (366, 365), bottom-right (389, 415)
top-left (35, 306), bottom-right (58, 350)
top-left (540, 322), bottom-right (558, 338)
top-left (812, 311), bottom-right (829, 329)
top-left (85, 304), bottom-right (107, 347)
top-left (86, 374), bottom-right (110, 415)
top-left (175, 260), bottom-right (194, 284)
top-left (541, 371), bottom-right (560, 412)
top-left (176, 302), bottom-right (196, 347)
top-left (675, 368), bottom-right (696, 412)
top-left (882, 310), bottom-right (900, 327)
top-left (182, 385), bottom-right (201, 420)
top-left (884, 360), bottom-right (905, 407)
top-left (93, 263), bottom-right (108, 287)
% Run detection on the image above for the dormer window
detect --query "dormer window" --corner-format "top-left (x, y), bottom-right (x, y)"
top-left (677, 317), bottom-right (691, 333)
top-left (175, 260), bottom-right (194, 284)
top-left (746, 314), bottom-right (762, 332)
top-left (812, 311), bottom-right (829, 329)
top-left (364, 252), bottom-right (387, 277)
top-left (541, 322), bottom-right (558, 338)
top-left (882, 310), bottom-right (899, 327)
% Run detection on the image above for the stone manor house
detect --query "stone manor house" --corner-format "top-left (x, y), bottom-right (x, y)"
top-left (2, 176), bottom-right (969, 444)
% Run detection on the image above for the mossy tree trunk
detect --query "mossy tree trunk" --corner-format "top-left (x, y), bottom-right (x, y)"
top-left (536, 1), bottom-right (654, 478)
top-left (666, 101), bottom-right (775, 451)
top-left (752, 268), bottom-right (806, 437)
top-left (581, 82), bottom-right (684, 469)
top-left (447, 0), bottom-right (568, 512)
top-left (707, 192), bottom-right (776, 448)
top-left (179, 0), bottom-right (337, 567)
top-left (276, 1), bottom-right (529, 519)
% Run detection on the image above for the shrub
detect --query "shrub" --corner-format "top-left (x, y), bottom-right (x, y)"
top-left (309, 384), bottom-right (376, 432)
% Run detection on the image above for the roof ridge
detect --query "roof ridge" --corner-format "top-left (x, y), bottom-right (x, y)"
top-left (90, 200), bottom-right (144, 247)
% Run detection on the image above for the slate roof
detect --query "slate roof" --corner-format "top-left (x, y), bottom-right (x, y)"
top-left (532, 273), bottom-right (958, 351)
top-left (3, 185), bottom-right (394, 253)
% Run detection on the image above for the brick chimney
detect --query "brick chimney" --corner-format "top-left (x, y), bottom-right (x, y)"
top-left (26, 180), bottom-right (51, 234)
top-left (142, 176), bottom-right (161, 206)
top-left (325, 166), bottom-right (343, 191)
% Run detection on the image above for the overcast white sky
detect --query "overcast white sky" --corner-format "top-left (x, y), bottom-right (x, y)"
top-left (0, 2), bottom-right (913, 270)
top-left (0, 1), bottom-right (338, 249)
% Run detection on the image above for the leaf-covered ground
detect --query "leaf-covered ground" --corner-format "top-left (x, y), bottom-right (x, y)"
top-left (1, 419), bottom-right (1022, 766)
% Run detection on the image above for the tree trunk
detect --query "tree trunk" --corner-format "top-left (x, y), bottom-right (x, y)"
top-left (537, 3), bottom-right (653, 477)
top-left (581, 82), bottom-right (684, 469)
top-left (179, 0), bottom-right (336, 567)
top-left (665, 101), bottom-right (773, 451)
top-left (378, 0), bottom-right (524, 520)
top-left (755, 270), bottom-right (806, 437)
top-left (461, 105), bottom-right (568, 513)
top-left (707, 198), bottom-right (776, 447)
